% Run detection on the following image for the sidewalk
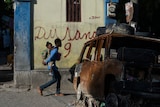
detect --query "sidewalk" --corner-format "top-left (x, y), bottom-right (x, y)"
top-left (0, 82), bottom-right (77, 107)
top-left (0, 51), bottom-right (78, 107)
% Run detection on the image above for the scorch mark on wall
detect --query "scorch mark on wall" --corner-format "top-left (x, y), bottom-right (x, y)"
top-left (34, 26), bottom-right (96, 57)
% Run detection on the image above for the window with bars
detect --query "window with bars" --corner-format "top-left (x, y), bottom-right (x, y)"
top-left (66, 0), bottom-right (81, 22)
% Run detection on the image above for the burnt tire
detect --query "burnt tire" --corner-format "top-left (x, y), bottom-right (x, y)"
top-left (112, 23), bottom-right (134, 35)
top-left (105, 93), bottom-right (118, 107)
top-left (96, 27), bottom-right (107, 36)
top-left (96, 23), bottom-right (134, 36)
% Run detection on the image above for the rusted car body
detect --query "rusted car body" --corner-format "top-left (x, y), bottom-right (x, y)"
top-left (73, 33), bottom-right (160, 107)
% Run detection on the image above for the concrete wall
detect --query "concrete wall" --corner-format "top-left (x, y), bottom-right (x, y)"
top-left (14, 1), bottom-right (32, 88)
top-left (33, 0), bottom-right (105, 69)
top-left (14, 2), bottom-right (31, 71)
top-left (14, 0), bottom-right (107, 89)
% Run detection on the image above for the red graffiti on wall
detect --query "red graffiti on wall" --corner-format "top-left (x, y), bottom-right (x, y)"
top-left (34, 26), bottom-right (96, 57)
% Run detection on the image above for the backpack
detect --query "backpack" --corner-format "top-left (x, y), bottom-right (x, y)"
top-left (56, 52), bottom-right (61, 61)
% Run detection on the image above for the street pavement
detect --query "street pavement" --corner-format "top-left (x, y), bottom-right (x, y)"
top-left (0, 82), bottom-right (77, 107)
top-left (0, 50), bottom-right (78, 107)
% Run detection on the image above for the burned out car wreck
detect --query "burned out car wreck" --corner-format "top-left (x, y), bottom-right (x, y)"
top-left (73, 32), bottom-right (160, 107)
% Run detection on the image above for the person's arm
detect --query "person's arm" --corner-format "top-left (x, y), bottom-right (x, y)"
top-left (44, 48), bottom-right (57, 64)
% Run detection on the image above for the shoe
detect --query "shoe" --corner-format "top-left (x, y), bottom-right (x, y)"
top-left (54, 93), bottom-right (64, 96)
top-left (37, 87), bottom-right (43, 96)
top-left (49, 72), bottom-right (53, 76)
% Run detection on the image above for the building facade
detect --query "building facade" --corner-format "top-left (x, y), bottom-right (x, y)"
top-left (14, 0), bottom-right (118, 88)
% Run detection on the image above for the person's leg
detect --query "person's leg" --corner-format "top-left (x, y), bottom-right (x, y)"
top-left (37, 67), bottom-right (57, 95)
top-left (53, 67), bottom-right (63, 96)
top-left (40, 71), bottom-right (57, 90)
top-left (49, 62), bottom-right (54, 76)
top-left (37, 70), bottom-right (57, 95)
top-left (55, 70), bottom-right (61, 94)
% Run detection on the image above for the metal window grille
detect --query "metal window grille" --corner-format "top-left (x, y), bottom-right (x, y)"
top-left (66, 0), bottom-right (81, 22)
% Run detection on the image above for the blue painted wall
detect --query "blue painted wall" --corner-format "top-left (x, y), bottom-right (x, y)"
top-left (104, 0), bottom-right (119, 25)
top-left (14, 1), bottom-right (31, 70)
